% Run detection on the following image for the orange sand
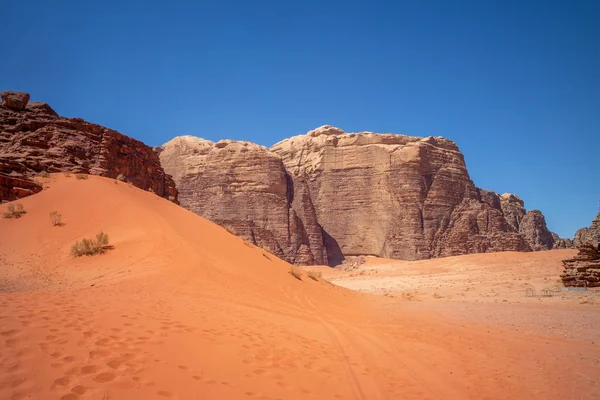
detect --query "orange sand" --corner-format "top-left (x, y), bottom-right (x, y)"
top-left (0, 174), bottom-right (598, 399)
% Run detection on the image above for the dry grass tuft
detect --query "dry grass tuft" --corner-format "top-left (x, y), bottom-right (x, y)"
top-left (307, 271), bottom-right (322, 281)
top-left (75, 174), bottom-right (88, 180)
top-left (38, 171), bottom-right (50, 178)
top-left (49, 211), bottom-right (64, 226)
top-left (71, 231), bottom-right (110, 257)
top-left (2, 204), bottom-right (26, 219)
top-left (289, 267), bottom-right (303, 281)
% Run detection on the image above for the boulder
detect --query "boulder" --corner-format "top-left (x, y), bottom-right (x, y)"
top-left (1, 91), bottom-right (30, 111)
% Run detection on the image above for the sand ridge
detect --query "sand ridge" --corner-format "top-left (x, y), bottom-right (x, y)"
top-left (0, 174), bottom-right (598, 399)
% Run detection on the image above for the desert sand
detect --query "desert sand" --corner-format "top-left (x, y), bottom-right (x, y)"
top-left (1, 175), bottom-right (599, 399)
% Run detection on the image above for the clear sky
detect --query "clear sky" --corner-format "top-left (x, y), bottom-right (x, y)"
top-left (2, 0), bottom-right (599, 238)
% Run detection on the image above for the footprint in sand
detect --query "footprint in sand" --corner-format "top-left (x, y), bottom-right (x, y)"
top-left (80, 365), bottom-right (99, 375)
top-left (94, 371), bottom-right (116, 383)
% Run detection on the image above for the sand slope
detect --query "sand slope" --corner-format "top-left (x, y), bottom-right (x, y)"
top-left (0, 175), bottom-right (598, 399)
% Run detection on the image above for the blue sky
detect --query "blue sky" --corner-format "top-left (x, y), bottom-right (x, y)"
top-left (2, 0), bottom-right (599, 238)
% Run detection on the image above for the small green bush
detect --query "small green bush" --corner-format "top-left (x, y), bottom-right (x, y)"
top-left (49, 211), bottom-right (64, 226)
top-left (75, 174), bottom-right (88, 180)
top-left (289, 267), bottom-right (302, 281)
top-left (2, 204), bottom-right (26, 219)
top-left (71, 231), bottom-right (109, 257)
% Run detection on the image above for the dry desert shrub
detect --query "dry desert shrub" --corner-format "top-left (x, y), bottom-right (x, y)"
top-left (307, 270), bottom-right (322, 281)
top-left (2, 204), bottom-right (26, 219)
top-left (49, 211), bottom-right (64, 226)
top-left (38, 171), bottom-right (50, 178)
top-left (116, 173), bottom-right (126, 181)
top-left (75, 174), bottom-right (88, 180)
top-left (64, 172), bottom-right (71, 177)
top-left (289, 267), bottom-right (302, 281)
top-left (71, 231), bottom-right (110, 257)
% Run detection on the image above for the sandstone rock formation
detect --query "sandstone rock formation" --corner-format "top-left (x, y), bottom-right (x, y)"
top-left (561, 243), bottom-right (600, 287)
top-left (518, 210), bottom-right (555, 250)
top-left (161, 125), bottom-right (563, 265)
top-left (157, 136), bottom-right (326, 265)
top-left (271, 126), bottom-right (535, 261)
top-left (0, 91), bottom-right (177, 203)
top-left (499, 193), bottom-right (526, 232)
top-left (1, 91), bottom-right (30, 111)
top-left (552, 233), bottom-right (574, 249)
top-left (574, 211), bottom-right (600, 247)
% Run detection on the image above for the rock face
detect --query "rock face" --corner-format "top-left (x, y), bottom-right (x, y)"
top-left (499, 193), bottom-right (526, 232)
top-left (271, 126), bottom-right (535, 261)
top-left (574, 211), bottom-right (600, 247)
top-left (561, 243), bottom-right (600, 287)
top-left (0, 91), bottom-right (178, 203)
top-left (157, 137), bottom-right (326, 265)
top-left (161, 126), bottom-right (562, 265)
top-left (518, 210), bottom-right (555, 250)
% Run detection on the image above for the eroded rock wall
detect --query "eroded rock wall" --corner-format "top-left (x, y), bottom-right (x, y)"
top-left (0, 91), bottom-right (178, 202)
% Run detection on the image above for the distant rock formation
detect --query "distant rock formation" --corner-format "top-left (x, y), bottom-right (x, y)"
top-left (552, 233), bottom-right (574, 249)
top-left (561, 243), bottom-right (600, 287)
top-left (161, 125), bottom-right (563, 265)
top-left (0, 91), bottom-right (178, 203)
top-left (574, 211), bottom-right (600, 247)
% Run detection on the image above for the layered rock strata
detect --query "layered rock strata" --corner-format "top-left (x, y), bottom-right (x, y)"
top-left (0, 91), bottom-right (178, 203)
top-left (561, 243), bottom-right (600, 287)
top-left (161, 126), bottom-right (564, 265)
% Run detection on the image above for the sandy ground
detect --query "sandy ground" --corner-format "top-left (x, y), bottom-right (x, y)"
top-left (1, 174), bottom-right (598, 399)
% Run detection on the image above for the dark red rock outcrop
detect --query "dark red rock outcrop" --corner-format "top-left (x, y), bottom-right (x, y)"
top-left (1, 91), bottom-right (30, 111)
top-left (0, 91), bottom-right (178, 203)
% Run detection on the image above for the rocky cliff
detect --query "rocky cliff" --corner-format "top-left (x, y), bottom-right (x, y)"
top-left (574, 211), bottom-right (600, 247)
top-left (161, 125), bottom-right (564, 265)
top-left (157, 136), bottom-right (326, 265)
top-left (0, 91), bottom-right (178, 202)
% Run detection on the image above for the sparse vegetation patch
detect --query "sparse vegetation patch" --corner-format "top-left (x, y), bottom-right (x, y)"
top-left (307, 270), bottom-right (322, 281)
top-left (71, 231), bottom-right (110, 257)
top-left (3, 204), bottom-right (26, 219)
top-left (116, 174), bottom-right (126, 181)
top-left (49, 211), bottom-right (64, 226)
top-left (38, 171), bottom-right (50, 178)
top-left (289, 267), bottom-right (302, 281)
top-left (75, 174), bottom-right (88, 180)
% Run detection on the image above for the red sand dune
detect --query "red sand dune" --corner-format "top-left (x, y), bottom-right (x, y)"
top-left (0, 174), bottom-right (598, 399)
